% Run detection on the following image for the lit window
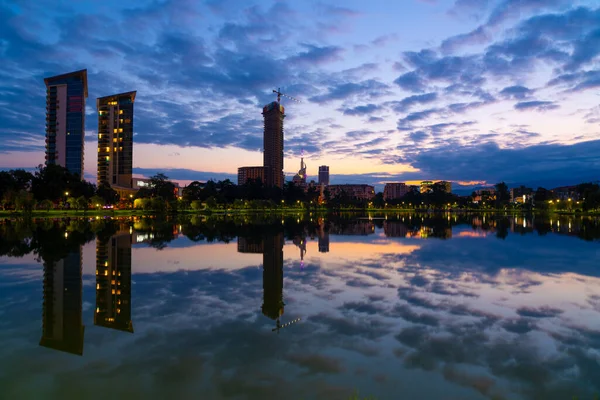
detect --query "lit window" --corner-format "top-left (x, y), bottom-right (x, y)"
top-left (111, 280), bottom-right (115, 285)
top-left (96, 284), bottom-right (100, 289)
top-left (98, 134), bottom-right (102, 138)
top-left (106, 156), bottom-right (110, 161)
top-left (113, 129), bottom-right (117, 133)
top-left (104, 270), bottom-right (108, 276)
top-left (119, 110), bottom-right (123, 115)
top-left (105, 261), bottom-right (108, 266)
top-left (117, 309), bottom-right (121, 314)
top-left (112, 289), bottom-right (115, 294)
top-left (95, 270), bottom-right (98, 275)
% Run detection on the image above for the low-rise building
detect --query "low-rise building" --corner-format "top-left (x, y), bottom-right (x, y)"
top-left (238, 166), bottom-right (267, 186)
top-left (383, 182), bottom-right (411, 200)
top-left (510, 186), bottom-right (534, 203)
top-left (551, 185), bottom-right (579, 201)
top-left (328, 184), bottom-right (376, 201)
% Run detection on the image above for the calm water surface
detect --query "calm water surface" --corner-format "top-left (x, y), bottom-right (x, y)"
top-left (1, 214), bottom-right (599, 400)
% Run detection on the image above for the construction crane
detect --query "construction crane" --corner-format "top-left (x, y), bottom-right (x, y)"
top-left (272, 317), bottom-right (301, 334)
top-left (273, 88), bottom-right (300, 104)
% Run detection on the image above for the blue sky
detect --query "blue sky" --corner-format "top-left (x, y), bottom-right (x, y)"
top-left (1, 0), bottom-right (599, 190)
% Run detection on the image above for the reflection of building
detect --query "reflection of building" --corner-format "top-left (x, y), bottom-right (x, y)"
top-left (328, 184), bottom-right (375, 201)
top-left (292, 234), bottom-right (307, 268)
top-left (238, 166), bottom-right (266, 186)
top-left (44, 69), bottom-right (88, 178)
top-left (383, 221), bottom-right (410, 237)
top-left (329, 220), bottom-right (375, 235)
top-left (318, 165), bottom-right (329, 186)
top-left (383, 183), bottom-right (410, 200)
top-left (97, 91), bottom-right (136, 196)
top-left (237, 236), bottom-right (264, 253)
top-left (262, 232), bottom-right (285, 320)
top-left (263, 101), bottom-right (285, 188)
top-left (40, 248), bottom-right (85, 355)
top-left (318, 222), bottom-right (329, 253)
top-left (95, 232), bottom-right (134, 333)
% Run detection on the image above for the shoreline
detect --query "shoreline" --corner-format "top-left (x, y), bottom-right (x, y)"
top-left (0, 208), bottom-right (598, 219)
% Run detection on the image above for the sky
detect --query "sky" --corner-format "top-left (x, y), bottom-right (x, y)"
top-left (1, 0), bottom-right (599, 191)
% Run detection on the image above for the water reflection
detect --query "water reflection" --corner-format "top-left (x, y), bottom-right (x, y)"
top-left (40, 247), bottom-right (84, 355)
top-left (94, 227), bottom-right (133, 333)
top-left (0, 214), bottom-right (599, 399)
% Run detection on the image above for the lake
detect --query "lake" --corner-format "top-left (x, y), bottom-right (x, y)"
top-left (0, 213), bottom-right (599, 399)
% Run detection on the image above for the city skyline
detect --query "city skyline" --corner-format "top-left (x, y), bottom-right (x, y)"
top-left (1, 1), bottom-right (600, 191)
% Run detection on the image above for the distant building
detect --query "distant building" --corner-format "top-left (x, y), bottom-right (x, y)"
top-left (383, 182), bottom-right (410, 200)
top-left (132, 177), bottom-right (182, 197)
top-left (420, 180), bottom-right (434, 193)
top-left (97, 91), bottom-right (136, 194)
top-left (438, 181), bottom-right (452, 193)
top-left (551, 185), bottom-right (579, 201)
top-left (328, 184), bottom-right (375, 201)
top-left (40, 247), bottom-right (85, 355)
top-left (318, 165), bottom-right (330, 186)
top-left (292, 157), bottom-right (307, 188)
top-left (238, 166), bottom-right (267, 186)
top-left (473, 188), bottom-right (496, 203)
top-left (44, 69), bottom-right (88, 178)
top-left (263, 102), bottom-right (285, 188)
top-left (95, 231), bottom-right (134, 333)
top-left (510, 186), bottom-right (534, 203)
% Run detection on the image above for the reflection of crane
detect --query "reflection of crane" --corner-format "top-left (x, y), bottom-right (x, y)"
top-left (272, 317), bottom-right (301, 334)
top-left (273, 88), bottom-right (300, 104)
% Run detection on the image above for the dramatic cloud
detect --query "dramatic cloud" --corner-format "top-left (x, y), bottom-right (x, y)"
top-left (514, 101), bottom-right (560, 111)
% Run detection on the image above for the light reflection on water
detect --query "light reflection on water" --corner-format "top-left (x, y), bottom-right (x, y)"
top-left (0, 214), bottom-right (599, 400)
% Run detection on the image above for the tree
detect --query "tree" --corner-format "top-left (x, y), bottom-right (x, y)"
top-left (97, 183), bottom-right (119, 204)
top-left (494, 182), bottom-right (510, 208)
top-left (38, 199), bottom-right (53, 212)
top-left (182, 181), bottom-right (204, 202)
top-left (150, 173), bottom-right (176, 201)
top-left (205, 196), bottom-right (217, 209)
top-left (90, 195), bottom-right (105, 209)
top-left (191, 200), bottom-right (204, 210)
top-left (15, 190), bottom-right (34, 213)
top-left (75, 196), bottom-right (88, 211)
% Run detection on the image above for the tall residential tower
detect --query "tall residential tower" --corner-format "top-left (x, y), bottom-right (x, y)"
top-left (44, 69), bottom-right (88, 178)
top-left (97, 91), bottom-right (136, 192)
top-left (318, 165), bottom-right (329, 186)
top-left (262, 101), bottom-right (285, 188)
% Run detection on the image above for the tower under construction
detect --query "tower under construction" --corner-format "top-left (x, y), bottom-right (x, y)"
top-left (262, 101), bottom-right (285, 189)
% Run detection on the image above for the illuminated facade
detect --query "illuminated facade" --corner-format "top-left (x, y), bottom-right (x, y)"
top-left (420, 180), bottom-right (434, 193)
top-left (318, 165), bottom-right (330, 186)
top-left (95, 231), bottom-right (134, 333)
top-left (238, 166), bottom-right (267, 185)
top-left (44, 69), bottom-right (88, 178)
top-left (262, 232), bottom-right (285, 320)
top-left (97, 91), bottom-right (136, 192)
top-left (383, 182), bottom-right (410, 200)
top-left (292, 157), bottom-right (307, 188)
top-left (262, 101), bottom-right (285, 188)
top-left (40, 248), bottom-right (85, 355)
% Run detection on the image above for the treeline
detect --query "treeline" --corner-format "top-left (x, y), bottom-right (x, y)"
top-left (0, 165), bottom-right (120, 212)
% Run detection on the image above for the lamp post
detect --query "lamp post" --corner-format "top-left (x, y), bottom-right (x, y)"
top-left (64, 191), bottom-right (69, 209)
